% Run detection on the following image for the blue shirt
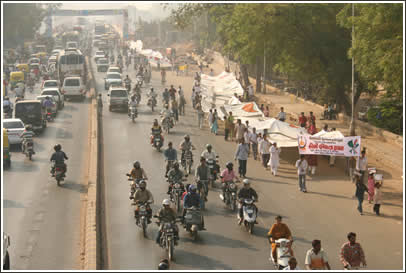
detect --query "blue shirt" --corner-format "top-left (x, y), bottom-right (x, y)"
top-left (235, 143), bottom-right (249, 160)
top-left (183, 192), bottom-right (201, 208)
top-left (164, 148), bottom-right (177, 161)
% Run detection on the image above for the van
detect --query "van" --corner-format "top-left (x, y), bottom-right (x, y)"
top-left (62, 77), bottom-right (85, 100)
top-left (14, 100), bottom-right (46, 132)
top-left (107, 87), bottom-right (128, 112)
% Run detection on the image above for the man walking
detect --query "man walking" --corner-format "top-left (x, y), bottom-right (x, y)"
top-left (197, 104), bottom-right (204, 129)
top-left (356, 149), bottom-right (368, 184)
top-left (269, 142), bottom-right (281, 176)
top-left (295, 154), bottom-right (308, 192)
top-left (249, 127), bottom-right (258, 160)
top-left (340, 232), bottom-right (367, 270)
top-left (235, 119), bottom-right (246, 143)
top-left (235, 138), bottom-right (249, 178)
top-left (259, 134), bottom-right (271, 169)
top-left (305, 240), bottom-right (331, 270)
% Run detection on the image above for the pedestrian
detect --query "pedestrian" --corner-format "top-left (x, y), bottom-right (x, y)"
top-left (260, 104), bottom-right (264, 112)
top-left (306, 121), bottom-right (318, 175)
top-left (208, 109), bottom-right (213, 129)
top-left (356, 149), bottom-right (368, 184)
top-left (197, 104), bottom-right (204, 129)
top-left (373, 180), bottom-right (382, 215)
top-left (354, 172), bottom-right (368, 215)
top-left (171, 99), bottom-right (179, 122)
top-left (249, 127), bottom-right (258, 160)
top-left (264, 106), bottom-right (270, 117)
top-left (308, 111), bottom-right (316, 128)
top-left (276, 107), bottom-right (286, 122)
top-left (235, 138), bottom-right (249, 178)
top-left (209, 68), bottom-right (214, 76)
top-left (234, 119), bottom-right (246, 143)
top-left (298, 112), bottom-right (307, 128)
top-left (244, 127), bottom-right (251, 155)
top-left (367, 171), bottom-right (375, 203)
top-left (283, 257), bottom-right (301, 270)
top-left (248, 84), bottom-right (254, 100)
top-left (259, 134), bottom-right (271, 169)
top-left (211, 109), bottom-right (218, 135)
top-left (305, 239), bottom-right (331, 270)
top-left (269, 142), bottom-right (281, 176)
top-left (340, 232), bottom-right (367, 269)
top-left (295, 154), bottom-right (308, 192)
top-left (224, 111), bottom-right (233, 141)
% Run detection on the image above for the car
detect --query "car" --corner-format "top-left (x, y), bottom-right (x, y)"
top-left (62, 77), bottom-right (85, 100)
top-left (107, 87), bottom-right (129, 112)
top-left (107, 66), bottom-right (122, 74)
top-left (97, 58), bottom-right (109, 72)
top-left (66, 41), bottom-right (78, 49)
top-left (3, 232), bottom-right (10, 270)
top-left (48, 55), bottom-right (57, 66)
top-left (94, 51), bottom-right (105, 62)
top-left (3, 118), bottom-right (25, 145)
top-left (41, 80), bottom-right (60, 90)
top-left (40, 88), bottom-right (64, 109)
top-left (51, 49), bottom-right (61, 56)
top-left (92, 39), bottom-right (101, 48)
top-left (54, 45), bottom-right (63, 50)
top-left (36, 95), bottom-right (58, 117)
top-left (104, 72), bottom-right (122, 90)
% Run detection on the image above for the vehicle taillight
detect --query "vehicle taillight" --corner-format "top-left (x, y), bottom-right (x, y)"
top-left (56, 167), bottom-right (61, 171)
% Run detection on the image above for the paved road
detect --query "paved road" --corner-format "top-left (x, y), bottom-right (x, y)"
top-left (97, 57), bottom-right (403, 269)
top-left (3, 84), bottom-right (91, 269)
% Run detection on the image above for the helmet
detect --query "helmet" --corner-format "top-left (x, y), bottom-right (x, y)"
top-left (133, 161), bottom-right (140, 168)
top-left (243, 179), bottom-right (250, 185)
top-left (206, 144), bottom-right (212, 149)
top-left (162, 199), bottom-right (170, 206)
top-left (173, 162), bottom-right (179, 169)
top-left (184, 134), bottom-right (190, 140)
top-left (54, 144), bottom-right (62, 151)
top-left (139, 180), bottom-right (147, 187)
top-left (25, 124), bottom-right (32, 130)
top-left (158, 259), bottom-right (169, 270)
top-left (189, 184), bottom-right (197, 192)
top-left (226, 162), bottom-right (233, 169)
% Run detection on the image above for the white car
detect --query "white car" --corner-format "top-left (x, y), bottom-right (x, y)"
top-left (41, 80), bottom-right (60, 90)
top-left (62, 77), bottom-right (85, 100)
top-left (97, 58), bottom-right (109, 72)
top-left (51, 49), bottom-right (61, 56)
top-left (41, 88), bottom-right (64, 109)
top-left (104, 72), bottom-right (123, 90)
top-left (107, 87), bottom-right (129, 112)
top-left (3, 118), bottom-right (25, 145)
top-left (36, 95), bottom-right (58, 117)
top-left (107, 66), bottom-right (122, 74)
top-left (94, 51), bottom-right (105, 62)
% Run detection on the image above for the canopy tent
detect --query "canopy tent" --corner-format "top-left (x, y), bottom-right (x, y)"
top-left (313, 129), bottom-right (345, 139)
top-left (129, 40), bottom-right (172, 68)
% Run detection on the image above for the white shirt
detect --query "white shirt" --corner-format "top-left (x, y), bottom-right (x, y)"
top-left (201, 150), bottom-right (217, 161)
top-left (356, 156), bottom-right (367, 171)
top-left (305, 248), bottom-right (329, 269)
top-left (283, 266), bottom-right (301, 270)
top-left (249, 132), bottom-right (258, 144)
top-left (295, 159), bottom-right (308, 175)
top-left (248, 85), bottom-right (254, 96)
top-left (259, 139), bottom-right (271, 154)
top-left (244, 131), bottom-right (250, 143)
top-left (148, 90), bottom-right (157, 97)
top-left (208, 112), bottom-right (213, 122)
top-left (178, 88), bottom-right (183, 97)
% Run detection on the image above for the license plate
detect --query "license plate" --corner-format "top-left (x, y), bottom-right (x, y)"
top-left (166, 229), bottom-right (173, 232)
top-left (246, 209), bottom-right (254, 213)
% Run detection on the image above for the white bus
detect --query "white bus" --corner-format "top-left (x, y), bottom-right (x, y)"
top-left (57, 49), bottom-right (86, 84)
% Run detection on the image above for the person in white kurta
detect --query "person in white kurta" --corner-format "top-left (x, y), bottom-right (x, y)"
top-left (268, 142), bottom-right (281, 176)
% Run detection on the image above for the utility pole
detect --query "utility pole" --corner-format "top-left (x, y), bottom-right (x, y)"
top-left (349, 3), bottom-right (356, 136)
top-left (263, 40), bottom-right (266, 94)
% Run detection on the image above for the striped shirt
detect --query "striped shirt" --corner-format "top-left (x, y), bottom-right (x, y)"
top-left (340, 242), bottom-right (366, 267)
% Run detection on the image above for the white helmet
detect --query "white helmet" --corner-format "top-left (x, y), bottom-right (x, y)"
top-left (243, 179), bottom-right (250, 185)
top-left (162, 199), bottom-right (171, 206)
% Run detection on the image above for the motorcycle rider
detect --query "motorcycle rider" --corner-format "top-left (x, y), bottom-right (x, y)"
top-left (164, 142), bottom-right (177, 178)
top-left (182, 184), bottom-right (206, 230)
top-left (3, 96), bottom-right (13, 117)
top-left (124, 75), bottom-right (132, 91)
top-left (220, 162), bottom-right (239, 199)
top-left (128, 95), bottom-right (138, 117)
top-left (201, 144), bottom-right (218, 166)
top-left (162, 88), bottom-right (170, 105)
top-left (147, 88), bottom-right (157, 106)
top-left (20, 124), bottom-right (35, 154)
top-left (237, 179), bottom-right (258, 225)
top-left (50, 144), bottom-right (69, 176)
top-left (151, 119), bottom-right (163, 144)
top-left (195, 156), bottom-right (210, 201)
top-left (42, 96), bottom-right (54, 116)
top-left (155, 199), bottom-right (179, 245)
top-left (133, 180), bottom-right (154, 224)
top-left (179, 135), bottom-right (196, 166)
top-left (267, 215), bottom-right (294, 264)
top-left (166, 162), bottom-right (184, 195)
top-left (127, 161), bottom-right (148, 199)
top-left (160, 104), bottom-right (173, 128)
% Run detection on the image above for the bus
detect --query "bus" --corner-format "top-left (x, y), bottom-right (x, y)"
top-left (62, 31), bottom-right (80, 49)
top-left (57, 49), bottom-right (86, 84)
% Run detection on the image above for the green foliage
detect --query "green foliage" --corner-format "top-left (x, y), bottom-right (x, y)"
top-left (367, 97), bottom-right (403, 135)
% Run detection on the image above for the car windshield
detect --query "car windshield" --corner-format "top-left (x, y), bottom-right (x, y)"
top-left (96, 52), bottom-right (104, 56)
top-left (111, 90), bottom-right (128, 97)
top-left (65, 79), bottom-right (80, 86)
top-left (4, 121), bottom-right (24, 129)
top-left (42, 90), bottom-right (59, 96)
top-left (109, 69), bottom-right (119, 73)
top-left (98, 59), bottom-right (108, 64)
top-left (107, 74), bottom-right (121, 79)
top-left (45, 82), bottom-right (57, 87)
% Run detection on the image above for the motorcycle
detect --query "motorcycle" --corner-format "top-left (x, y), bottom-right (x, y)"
top-left (168, 178), bottom-right (186, 214)
top-left (51, 160), bottom-right (66, 186)
top-left (132, 200), bottom-right (152, 237)
top-left (183, 207), bottom-right (203, 241)
top-left (3, 106), bottom-right (12, 118)
top-left (151, 134), bottom-right (163, 151)
top-left (147, 95), bottom-right (157, 112)
top-left (196, 179), bottom-right (208, 210)
top-left (129, 105), bottom-right (138, 123)
top-left (181, 150), bottom-right (193, 174)
top-left (238, 198), bottom-right (257, 234)
top-left (269, 238), bottom-right (293, 270)
top-left (162, 117), bottom-right (172, 134)
top-left (154, 217), bottom-right (181, 261)
top-left (126, 174), bottom-right (142, 200)
top-left (136, 75), bottom-right (143, 87)
top-left (207, 156), bottom-right (219, 188)
top-left (125, 81), bottom-right (131, 92)
top-left (219, 180), bottom-right (238, 211)
top-left (46, 109), bottom-right (54, 122)
top-left (22, 139), bottom-right (35, 160)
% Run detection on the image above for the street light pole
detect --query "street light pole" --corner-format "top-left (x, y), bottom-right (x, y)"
top-left (349, 3), bottom-right (356, 136)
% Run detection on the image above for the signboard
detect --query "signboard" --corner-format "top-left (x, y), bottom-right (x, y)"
top-left (298, 135), bottom-right (361, 157)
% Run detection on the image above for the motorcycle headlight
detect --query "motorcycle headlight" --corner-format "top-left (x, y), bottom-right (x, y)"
top-left (175, 183), bottom-right (180, 188)
top-left (229, 183), bottom-right (236, 189)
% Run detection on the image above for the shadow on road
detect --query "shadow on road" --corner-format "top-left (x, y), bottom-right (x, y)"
top-left (6, 160), bottom-right (40, 172)
top-left (193, 231), bottom-right (258, 251)
top-left (173, 249), bottom-right (233, 270)
top-left (305, 191), bottom-right (353, 201)
top-left (250, 177), bottom-right (292, 186)
top-left (3, 199), bottom-right (25, 208)
top-left (59, 181), bottom-right (88, 193)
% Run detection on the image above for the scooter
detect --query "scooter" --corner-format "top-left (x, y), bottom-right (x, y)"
top-left (51, 160), bottom-right (66, 186)
top-left (269, 238), bottom-right (293, 270)
top-left (129, 105), bottom-right (138, 123)
top-left (238, 198), bottom-right (257, 234)
top-left (22, 139), bottom-right (35, 160)
top-left (151, 134), bottom-right (163, 151)
top-left (183, 206), bottom-right (203, 241)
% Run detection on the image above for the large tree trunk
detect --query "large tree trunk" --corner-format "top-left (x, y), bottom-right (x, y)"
top-left (239, 63), bottom-right (250, 89)
top-left (256, 55), bottom-right (262, 94)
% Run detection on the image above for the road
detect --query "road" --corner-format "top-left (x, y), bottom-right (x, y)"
top-left (3, 84), bottom-right (91, 269)
top-left (96, 57), bottom-right (403, 269)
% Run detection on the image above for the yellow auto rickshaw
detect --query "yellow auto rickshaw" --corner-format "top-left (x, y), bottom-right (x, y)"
top-left (16, 63), bottom-right (29, 73)
top-left (3, 128), bottom-right (11, 168)
top-left (10, 71), bottom-right (25, 89)
top-left (36, 52), bottom-right (48, 58)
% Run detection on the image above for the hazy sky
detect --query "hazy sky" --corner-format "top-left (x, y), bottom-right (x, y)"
top-left (61, 2), bottom-right (165, 11)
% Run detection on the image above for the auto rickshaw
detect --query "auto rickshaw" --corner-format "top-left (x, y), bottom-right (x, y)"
top-left (16, 63), bottom-right (29, 73)
top-left (10, 71), bottom-right (25, 89)
top-left (3, 128), bottom-right (11, 168)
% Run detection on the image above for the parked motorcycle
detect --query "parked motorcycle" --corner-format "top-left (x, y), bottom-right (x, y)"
top-left (181, 150), bottom-right (193, 174)
top-left (22, 139), bottom-right (35, 160)
top-left (183, 206), bottom-right (203, 241)
top-left (132, 200), bottom-right (153, 237)
top-left (238, 198), bottom-right (257, 234)
top-left (51, 160), bottom-right (65, 186)
top-left (219, 181), bottom-right (238, 211)
top-left (269, 238), bottom-right (293, 270)
top-left (154, 217), bottom-right (181, 261)
top-left (129, 105), bottom-right (138, 123)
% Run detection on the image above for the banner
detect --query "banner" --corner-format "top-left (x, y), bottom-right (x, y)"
top-left (298, 135), bottom-right (361, 157)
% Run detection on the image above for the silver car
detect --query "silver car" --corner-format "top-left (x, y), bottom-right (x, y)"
top-left (3, 118), bottom-right (25, 145)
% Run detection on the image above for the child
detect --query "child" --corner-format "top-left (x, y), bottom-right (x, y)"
top-left (373, 181), bottom-right (382, 215)
top-left (367, 172), bottom-right (375, 203)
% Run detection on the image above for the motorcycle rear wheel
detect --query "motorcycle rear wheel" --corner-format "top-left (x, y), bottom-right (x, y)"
top-left (168, 239), bottom-right (174, 261)
top-left (28, 152), bottom-right (32, 160)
